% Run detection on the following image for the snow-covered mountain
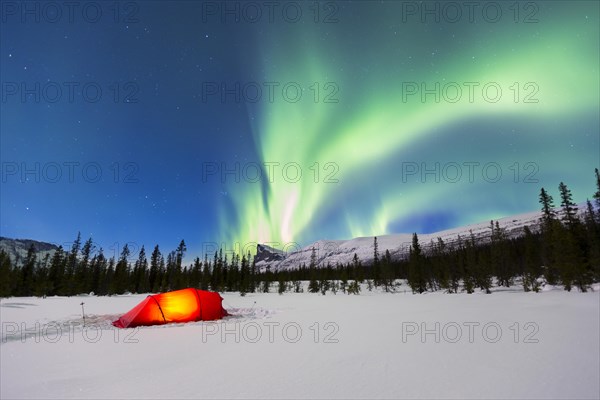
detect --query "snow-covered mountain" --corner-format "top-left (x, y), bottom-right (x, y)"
top-left (255, 209), bottom-right (544, 271)
top-left (0, 237), bottom-right (59, 265)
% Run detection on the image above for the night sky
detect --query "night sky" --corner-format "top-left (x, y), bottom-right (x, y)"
top-left (1, 1), bottom-right (598, 261)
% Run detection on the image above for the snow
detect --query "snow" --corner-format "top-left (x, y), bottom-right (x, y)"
top-left (1, 284), bottom-right (599, 399)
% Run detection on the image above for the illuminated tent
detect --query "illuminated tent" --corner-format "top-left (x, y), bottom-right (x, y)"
top-left (112, 288), bottom-right (228, 328)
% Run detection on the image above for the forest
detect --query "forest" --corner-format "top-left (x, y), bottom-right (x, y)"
top-left (1, 169), bottom-right (599, 297)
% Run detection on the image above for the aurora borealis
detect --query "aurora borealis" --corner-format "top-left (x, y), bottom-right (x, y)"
top-left (1, 1), bottom-right (598, 258)
top-left (219, 1), bottom-right (599, 251)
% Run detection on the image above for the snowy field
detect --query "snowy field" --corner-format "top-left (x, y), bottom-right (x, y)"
top-left (1, 284), bottom-right (599, 399)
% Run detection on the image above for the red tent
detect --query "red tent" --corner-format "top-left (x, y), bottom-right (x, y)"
top-left (112, 288), bottom-right (228, 328)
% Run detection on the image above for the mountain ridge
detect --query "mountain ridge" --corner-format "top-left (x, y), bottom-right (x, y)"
top-left (0, 236), bottom-right (59, 265)
top-left (254, 208), bottom-right (546, 271)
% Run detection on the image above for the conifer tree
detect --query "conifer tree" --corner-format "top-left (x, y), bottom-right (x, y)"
top-left (594, 168), bottom-right (600, 210)
top-left (105, 257), bottom-right (116, 295)
top-left (149, 245), bottom-right (162, 292)
top-left (539, 188), bottom-right (557, 226)
top-left (372, 237), bottom-right (381, 286)
top-left (538, 188), bottom-right (559, 284)
top-left (584, 200), bottom-right (600, 281)
top-left (408, 233), bottom-right (426, 293)
top-left (381, 249), bottom-right (395, 292)
top-left (90, 248), bottom-right (107, 295)
top-left (0, 250), bottom-right (13, 297)
top-left (308, 247), bottom-right (320, 293)
top-left (249, 254), bottom-right (257, 293)
top-left (64, 233), bottom-right (81, 295)
top-left (132, 245), bottom-right (148, 293)
top-left (278, 274), bottom-right (287, 294)
top-left (558, 182), bottom-right (579, 229)
top-left (262, 266), bottom-right (271, 293)
top-left (347, 279), bottom-right (361, 294)
top-left (293, 279), bottom-right (303, 293)
top-left (18, 244), bottom-right (36, 296)
top-left (522, 226), bottom-right (542, 292)
top-left (239, 253), bottom-right (249, 296)
top-left (466, 230), bottom-right (490, 293)
top-left (352, 253), bottom-right (364, 283)
top-left (491, 221), bottom-right (511, 287)
top-left (34, 253), bottom-right (51, 297)
top-left (112, 244), bottom-right (130, 294)
top-left (48, 245), bottom-right (65, 296)
top-left (73, 237), bottom-right (94, 294)
top-left (200, 254), bottom-right (211, 290)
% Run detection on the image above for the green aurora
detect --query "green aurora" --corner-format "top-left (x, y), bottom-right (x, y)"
top-left (218, 1), bottom-right (599, 251)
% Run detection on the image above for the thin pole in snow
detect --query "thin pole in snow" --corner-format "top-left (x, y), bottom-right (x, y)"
top-left (80, 302), bottom-right (86, 327)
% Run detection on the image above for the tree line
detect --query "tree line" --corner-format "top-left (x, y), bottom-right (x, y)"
top-left (1, 170), bottom-right (599, 297)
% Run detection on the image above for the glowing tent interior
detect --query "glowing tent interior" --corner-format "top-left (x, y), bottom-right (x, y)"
top-left (112, 288), bottom-right (228, 328)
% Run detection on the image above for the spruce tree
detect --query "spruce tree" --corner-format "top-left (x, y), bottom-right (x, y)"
top-left (149, 245), bottom-right (161, 292)
top-left (539, 188), bottom-right (557, 226)
top-left (372, 237), bottom-right (381, 286)
top-left (538, 188), bottom-right (559, 285)
top-left (105, 257), bottom-right (116, 295)
top-left (132, 245), bottom-right (148, 293)
top-left (381, 249), bottom-right (395, 292)
top-left (239, 253), bottom-right (249, 296)
top-left (278, 274), bottom-right (287, 294)
top-left (0, 250), bottom-right (13, 297)
top-left (408, 233), bottom-right (426, 293)
top-left (90, 248), bottom-right (107, 295)
top-left (71, 237), bottom-right (93, 294)
top-left (307, 247), bottom-right (320, 293)
top-left (594, 168), bottom-right (600, 210)
top-left (310, 247), bottom-right (317, 269)
top-left (352, 253), bottom-right (364, 283)
top-left (48, 245), bottom-right (65, 296)
top-left (200, 254), bottom-right (211, 290)
top-left (259, 265), bottom-right (270, 293)
top-left (558, 182), bottom-right (579, 229)
top-left (522, 226), bottom-right (541, 292)
top-left (18, 244), bottom-right (36, 296)
top-left (63, 232), bottom-right (82, 295)
top-left (249, 256), bottom-right (257, 293)
top-left (467, 230), bottom-right (491, 293)
top-left (112, 244), bottom-right (130, 294)
top-left (584, 200), bottom-right (600, 281)
top-left (34, 253), bottom-right (51, 297)
top-left (347, 280), bottom-right (361, 294)
top-left (491, 221), bottom-right (511, 288)
top-left (308, 274), bottom-right (320, 293)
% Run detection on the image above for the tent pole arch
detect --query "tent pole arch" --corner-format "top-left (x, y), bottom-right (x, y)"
top-left (149, 295), bottom-right (167, 323)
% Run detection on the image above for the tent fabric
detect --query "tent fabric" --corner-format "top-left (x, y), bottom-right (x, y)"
top-left (112, 288), bottom-right (228, 328)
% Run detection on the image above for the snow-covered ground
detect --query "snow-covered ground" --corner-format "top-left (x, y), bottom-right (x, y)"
top-left (1, 284), bottom-right (599, 399)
